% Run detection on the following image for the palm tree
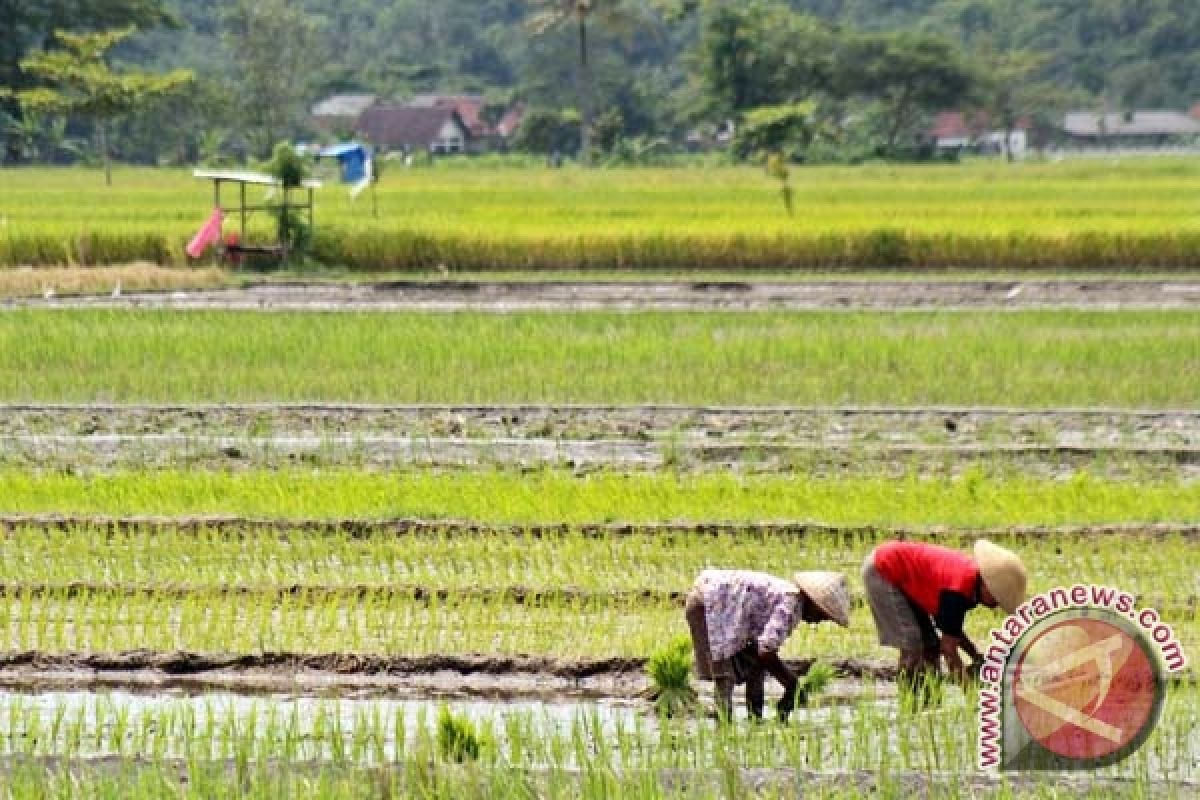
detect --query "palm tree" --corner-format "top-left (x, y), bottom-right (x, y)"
top-left (526, 0), bottom-right (656, 165)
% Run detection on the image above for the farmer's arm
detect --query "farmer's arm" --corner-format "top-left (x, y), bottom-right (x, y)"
top-left (934, 591), bottom-right (975, 683)
top-left (757, 593), bottom-right (800, 658)
top-left (757, 650), bottom-right (798, 693)
top-left (757, 595), bottom-right (801, 714)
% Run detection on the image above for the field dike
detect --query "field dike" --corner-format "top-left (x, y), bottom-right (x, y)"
top-left (4, 279), bottom-right (1200, 310)
top-left (0, 651), bottom-right (893, 699)
top-left (2, 514), bottom-right (1198, 540)
top-left (2, 404), bottom-right (1197, 475)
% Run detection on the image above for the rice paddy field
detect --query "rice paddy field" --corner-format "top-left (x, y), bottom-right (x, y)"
top-left (4, 159), bottom-right (1200, 269)
top-left (1, 162), bottom-right (1199, 797)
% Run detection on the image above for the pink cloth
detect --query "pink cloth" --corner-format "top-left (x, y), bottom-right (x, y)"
top-left (695, 570), bottom-right (802, 661)
top-left (186, 208), bottom-right (223, 258)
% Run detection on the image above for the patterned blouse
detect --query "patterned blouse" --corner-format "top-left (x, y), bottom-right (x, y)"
top-left (696, 569), bottom-right (803, 661)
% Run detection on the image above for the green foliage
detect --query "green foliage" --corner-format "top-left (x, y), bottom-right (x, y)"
top-left (733, 104), bottom-right (816, 162)
top-left (764, 153), bottom-right (794, 216)
top-left (512, 109), bottom-right (580, 156)
top-left (696, 2), bottom-right (832, 116)
top-left (436, 705), bottom-right (481, 762)
top-left (833, 32), bottom-right (976, 155)
top-left (14, 27), bottom-right (191, 119)
top-left (0, 0), bottom-right (174, 162)
top-left (262, 143), bottom-right (312, 257)
top-left (11, 26), bottom-right (191, 182)
top-left (7, 0), bottom-right (1200, 167)
top-left (798, 661), bottom-right (835, 698)
top-left (221, 0), bottom-right (318, 159)
top-left (526, 0), bottom-right (663, 163)
top-left (648, 636), bottom-right (696, 716)
top-left (590, 107), bottom-right (626, 154)
top-left (267, 142), bottom-right (308, 189)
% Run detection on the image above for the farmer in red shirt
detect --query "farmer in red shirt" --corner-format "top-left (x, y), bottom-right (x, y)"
top-left (863, 540), bottom-right (1026, 688)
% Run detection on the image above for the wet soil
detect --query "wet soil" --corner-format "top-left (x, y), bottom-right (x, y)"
top-left (0, 651), bottom-right (892, 699)
top-left (2, 405), bottom-right (1197, 476)
top-left (2, 514), bottom-right (1198, 540)
top-left (5, 279), bottom-right (1200, 311)
top-left (0, 584), bottom-right (1194, 619)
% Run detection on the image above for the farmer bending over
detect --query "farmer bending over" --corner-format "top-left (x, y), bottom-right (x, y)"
top-left (685, 569), bottom-right (849, 721)
top-left (863, 539), bottom-right (1026, 691)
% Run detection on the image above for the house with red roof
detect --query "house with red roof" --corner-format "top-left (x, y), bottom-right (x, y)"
top-left (355, 105), bottom-right (471, 155)
top-left (929, 111), bottom-right (1030, 159)
top-left (409, 94), bottom-right (526, 151)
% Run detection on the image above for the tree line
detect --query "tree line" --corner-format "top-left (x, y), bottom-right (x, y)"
top-left (2, 0), bottom-right (1198, 167)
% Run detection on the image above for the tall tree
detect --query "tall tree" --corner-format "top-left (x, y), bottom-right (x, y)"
top-left (0, 0), bottom-right (173, 163)
top-left (835, 32), bottom-right (977, 155)
top-left (13, 26), bottom-right (191, 184)
top-left (222, 0), bottom-right (319, 159)
top-left (692, 1), bottom-right (831, 117)
top-left (526, 0), bottom-right (659, 165)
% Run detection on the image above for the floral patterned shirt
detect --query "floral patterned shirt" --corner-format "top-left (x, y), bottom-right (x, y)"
top-left (696, 569), bottom-right (803, 661)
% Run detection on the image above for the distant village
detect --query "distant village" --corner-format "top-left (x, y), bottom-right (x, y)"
top-left (310, 93), bottom-right (525, 157)
top-left (313, 91), bottom-right (1200, 162)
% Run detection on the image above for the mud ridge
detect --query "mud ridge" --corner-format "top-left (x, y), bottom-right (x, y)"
top-left (1, 584), bottom-right (1194, 617)
top-left (2, 514), bottom-right (1199, 540)
top-left (0, 650), bottom-right (891, 680)
top-left (0, 582), bottom-right (688, 605)
top-left (7, 279), bottom-right (1200, 311)
top-left (5, 433), bottom-right (1199, 475)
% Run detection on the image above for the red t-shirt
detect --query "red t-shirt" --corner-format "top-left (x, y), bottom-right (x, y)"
top-left (873, 541), bottom-right (979, 636)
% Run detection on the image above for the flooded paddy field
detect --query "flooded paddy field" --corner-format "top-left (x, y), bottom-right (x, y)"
top-left (0, 283), bottom-right (1195, 797)
top-left (0, 679), bottom-right (1192, 797)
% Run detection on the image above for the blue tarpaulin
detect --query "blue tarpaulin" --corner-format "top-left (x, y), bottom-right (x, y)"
top-left (318, 143), bottom-right (369, 183)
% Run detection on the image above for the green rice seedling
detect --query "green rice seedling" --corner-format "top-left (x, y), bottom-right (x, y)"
top-left (0, 310), bottom-right (1198, 406)
top-left (3, 467), bottom-right (1199, 527)
top-left (897, 671), bottom-right (947, 716)
top-left (647, 636), bottom-right (697, 717)
top-left (796, 661), bottom-right (835, 704)
top-left (437, 705), bottom-right (481, 763)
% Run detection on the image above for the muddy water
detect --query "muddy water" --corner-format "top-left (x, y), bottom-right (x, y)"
top-left (0, 686), bottom-right (1193, 784)
top-left (0, 688), bottom-right (645, 761)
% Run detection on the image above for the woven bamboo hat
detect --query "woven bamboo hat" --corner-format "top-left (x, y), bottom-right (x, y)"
top-left (792, 571), bottom-right (851, 628)
top-left (974, 539), bottom-right (1027, 614)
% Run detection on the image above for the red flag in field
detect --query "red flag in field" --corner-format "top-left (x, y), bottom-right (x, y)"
top-left (186, 208), bottom-right (223, 258)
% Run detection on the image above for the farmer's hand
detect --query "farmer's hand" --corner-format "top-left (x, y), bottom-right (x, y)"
top-left (964, 655), bottom-right (985, 684)
top-left (776, 684), bottom-right (807, 723)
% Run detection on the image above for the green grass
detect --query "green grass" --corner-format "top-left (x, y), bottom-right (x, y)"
top-left (0, 310), bottom-right (1196, 405)
top-left (1, 468), bottom-right (1196, 525)
top-left (6, 161), bottom-right (1200, 268)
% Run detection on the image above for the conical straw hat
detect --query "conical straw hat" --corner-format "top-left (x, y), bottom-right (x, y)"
top-left (792, 571), bottom-right (851, 628)
top-left (974, 539), bottom-right (1027, 614)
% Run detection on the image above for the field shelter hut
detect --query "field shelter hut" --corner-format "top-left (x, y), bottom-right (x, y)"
top-left (190, 169), bottom-right (321, 265)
